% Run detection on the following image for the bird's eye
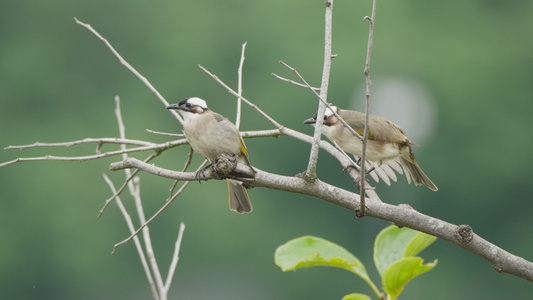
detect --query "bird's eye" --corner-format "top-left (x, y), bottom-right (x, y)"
top-left (323, 115), bottom-right (328, 120)
top-left (186, 103), bottom-right (191, 107)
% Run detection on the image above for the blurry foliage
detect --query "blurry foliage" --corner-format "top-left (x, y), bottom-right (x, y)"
top-left (1, 0), bottom-right (533, 299)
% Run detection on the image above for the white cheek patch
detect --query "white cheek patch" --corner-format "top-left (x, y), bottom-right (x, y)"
top-left (320, 123), bottom-right (334, 136)
top-left (179, 110), bottom-right (198, 122)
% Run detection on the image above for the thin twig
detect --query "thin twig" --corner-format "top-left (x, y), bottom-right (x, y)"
top-left (236, 42), bottom-right (247, 129)
top-left (0, 130), bottom-right (282, 169)
top-left (112, 175), bottom-right (196, 252)
top-left (99, 152), bottom-right (160, 217)
top-left (0, 140), bottom-right (188, 168)
top-left (358, 0), bottom-right (378, 216)
top-left (102, 174), bottom-right (160, 300)
top-left (146, 129), bottom-right (184, 137)
top-left (168, 147), bottom-right (196, 199)
top-left (279, 61), bottom-right (363, 141)
top-left (304, 0), bottom-right (335, 179)
top-left (132, 177), bottom-right (166, 299)
top-left (277, 61), bottom-right (329, 180)
top-left (4, 138), bottom-right (154, 150)
top-left (271, 73), bottom-right (320, 91)
top-left (332, 141), bottom-right (360, 171)
top-left (198, 64), bottom-right (283, 129)
top-left (164, 222), bottom-right (186, 291)
top-left (114, 96), bottom-right (166, 298)
top-left (73, 18), bottom-right (183, 125)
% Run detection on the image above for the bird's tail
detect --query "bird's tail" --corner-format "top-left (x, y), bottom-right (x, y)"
top-left (227, 179), bottom-right (253, 213)
top-left (400, 157), bottom-right (438, 191)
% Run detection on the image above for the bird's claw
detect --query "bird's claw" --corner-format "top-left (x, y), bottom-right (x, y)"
top-left (195, 164), bottom-right (212, 183)
top-left (342, 164), bottom-right (360, 173)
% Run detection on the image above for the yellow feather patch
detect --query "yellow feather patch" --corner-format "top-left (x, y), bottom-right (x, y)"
top-left (239, 137), bottom-right (248, 158)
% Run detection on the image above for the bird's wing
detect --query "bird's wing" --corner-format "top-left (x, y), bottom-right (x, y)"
top-left (344, 112), bottom-right (410, 144)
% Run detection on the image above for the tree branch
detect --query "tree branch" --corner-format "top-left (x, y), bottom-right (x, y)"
top-left (306, 0), bottom-right (334, 180)
top-left (110, 157), bottom-right (533, 282)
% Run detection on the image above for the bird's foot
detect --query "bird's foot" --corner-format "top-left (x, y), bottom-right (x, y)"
top-left (342, 164), bottom-right (360, 173)
top-left (211, 155), bottom-right (236, 179)
top-left (195, 164), bottom-right (211, 183)
top-left (229, 155), bottom-right (239, 172)
top-left (365, 166), bottom-right (375, 175)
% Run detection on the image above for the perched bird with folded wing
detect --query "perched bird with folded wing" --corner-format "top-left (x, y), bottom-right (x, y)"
top-left (167, 97), bottom-right (254, 213)
top-left (304, 106), bottom-right (437, 191)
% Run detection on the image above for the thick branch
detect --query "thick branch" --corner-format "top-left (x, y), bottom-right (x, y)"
top-left (109, 156), bottom-right (255, 182)
top-left (111, 157), bottom-right (533, 282)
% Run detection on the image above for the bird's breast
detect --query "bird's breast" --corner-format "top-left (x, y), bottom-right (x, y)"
top-left (183, 116), bottom-right (242, 162)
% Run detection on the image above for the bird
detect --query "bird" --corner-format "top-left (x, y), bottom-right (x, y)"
top-left (166, 97), bottom-right (254, 213)
top-left (304, 105), bottom-right (438, 191)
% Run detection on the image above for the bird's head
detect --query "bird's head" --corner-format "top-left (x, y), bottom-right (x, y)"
top-left (303, 106), bottom-right (338, 126)
top-left (166, 97), bottom-right (209, 121)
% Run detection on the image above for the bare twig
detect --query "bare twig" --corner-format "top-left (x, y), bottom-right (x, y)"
top-left (304, 0), bottom-right (335, 180)
top-left (4, 138), bottom-right (154, 150)
top-left (114, 95), bottom-right (167, 298)
top-left (0, 130), bottom-right (283, 169)
top-left (98, 97), bottom-right (158, 217)
top-left (271, 73), bottom-right (320, 91)
top-left (131, 177), bottom-right (166, 299)
top-left (236, 42), bottom-right (247, 129)
top-left (112, 174), bottom-right (196, 252)
top-left (146, 129), bottom-right (184, 137)
top-left (181, 146), bottom-right (195, 173)
top-left (167, 146), bottom-right (196, 199)
top-left (332, 140), bottom-right (360, 171)
top-left (74, 18), bottom-right (183, 125)
top-left (0, 139), bottom-right (188, 168)
top-left (277, 61), bottom-right (363, 141)
top-left (358, 0), bottom-right (378, 216)
top-left (102, 174), bottom-right (160, 300)
top-left (164, 222), bottom-right (186, 291)
top-left (99, 152), bottom-right (160, 217)
top-left (198, 64), bottom-right (283, 129)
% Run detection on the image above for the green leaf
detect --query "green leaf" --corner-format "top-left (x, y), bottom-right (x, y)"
top-left (382, 257), bottom-right (438, 300)
top-left (275, 236), bottom-right (370, 281)
top-left (373, 226), bottom-right (436, 276)
top-left (341, 293), bottom-right (372, 300)
top-left (404, 231), bottom-right (437, 258)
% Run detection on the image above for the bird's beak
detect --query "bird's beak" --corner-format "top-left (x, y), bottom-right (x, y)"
top-left (166, 103), bottom-right (183, 111)
top-left (303, 118), bottom-right (317, 125)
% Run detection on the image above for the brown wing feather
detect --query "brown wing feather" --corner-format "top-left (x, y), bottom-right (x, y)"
top-left (339, 109), bottom-right (411, 144)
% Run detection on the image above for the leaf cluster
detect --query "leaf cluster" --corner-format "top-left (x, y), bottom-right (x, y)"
top-left (275, 225), bottom-right (437, 299)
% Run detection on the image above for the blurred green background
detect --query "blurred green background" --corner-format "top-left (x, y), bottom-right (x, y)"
top-left (1, 0), bottom-right (533, 299)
